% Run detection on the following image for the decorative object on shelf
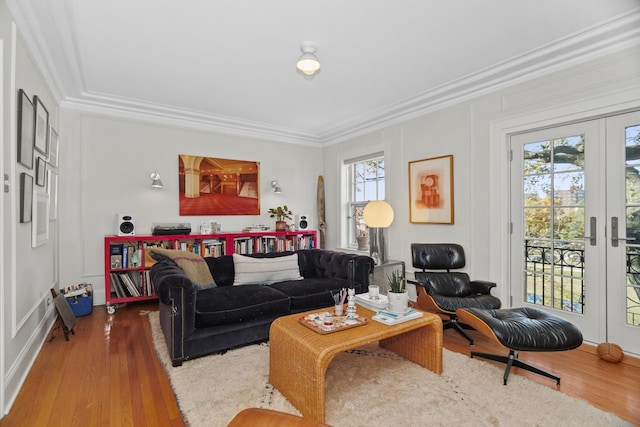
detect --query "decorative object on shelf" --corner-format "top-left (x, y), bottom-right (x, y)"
top-left (363, 200), bottom-right (394, 264)
top-left (317, 176), bottom-right (326, 249)
top-left (296, 41), bottom-right (321, 80)
top-left (387, 270), bottom-right (408, 313)
top-left (270, 180), bottom-right (282, 193)
top-left (408, 154), bottom-right (454, 224)
top-left (150, 170), bottom-right (163, 188)
top-left (17, 89), bottom-right (35, 169)
top-left (268, 205), bottom-right (292, 231)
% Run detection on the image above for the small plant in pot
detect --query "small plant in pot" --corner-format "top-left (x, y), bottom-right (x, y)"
top-left (268, 205), bottom-right (293, 231)
top-left (387, 270), bottom-right (409, 313)
top-left (356, 228), bottom-right (369, 251)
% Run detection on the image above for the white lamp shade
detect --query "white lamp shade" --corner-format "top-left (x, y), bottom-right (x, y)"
top-left (363, 200), bottom-right (394, 227)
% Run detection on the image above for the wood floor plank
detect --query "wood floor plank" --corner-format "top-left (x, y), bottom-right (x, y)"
top-left (0, 301), bottom-right (637, 426)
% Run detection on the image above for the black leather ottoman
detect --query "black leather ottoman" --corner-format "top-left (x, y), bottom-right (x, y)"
top-left (456, 307), bottom-right (583, 385)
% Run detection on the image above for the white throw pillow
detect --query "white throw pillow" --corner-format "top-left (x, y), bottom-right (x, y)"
top-left (233, 253), bottom-right (303, 285)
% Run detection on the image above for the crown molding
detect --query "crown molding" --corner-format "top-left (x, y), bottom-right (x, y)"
top-left (61, 93), bottom-right (323, 146)
top-left (9, 2), bottom-right (640, 147)
top-left (320, 8), bottom-right (640, 145)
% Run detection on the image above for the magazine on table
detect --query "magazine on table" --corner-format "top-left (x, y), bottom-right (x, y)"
top-left (372, 308), bottom-right (423, 325)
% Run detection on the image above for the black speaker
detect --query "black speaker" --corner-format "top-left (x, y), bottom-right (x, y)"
top-left (116, 213), bottom-right (135, 236)
top-left (297, 214), bottom-right (309, 230)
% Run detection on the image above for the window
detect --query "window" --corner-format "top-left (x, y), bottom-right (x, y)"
top-left (344, 153), bottom-right (385, 249)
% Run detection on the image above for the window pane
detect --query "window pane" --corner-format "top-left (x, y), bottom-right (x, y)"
top-left (524, 174), bottom-right (551, 206)
top-left (553, 135), bottom-right (584, 172)
top-left (524, 207), bottom-right (551, 238)
top-left (524, 141), bottom-right (551, 174)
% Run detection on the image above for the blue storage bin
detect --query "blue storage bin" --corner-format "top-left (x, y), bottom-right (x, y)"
top-left (62, 283), bottom-right (93, 317)
top-left (66, 296), bottom-right (93, 317)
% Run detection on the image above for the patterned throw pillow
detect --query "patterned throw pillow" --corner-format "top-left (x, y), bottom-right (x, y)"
top-left (233, 253), bottom-right (303, 285)
top-left (150, 248), bottom-right (216, 290)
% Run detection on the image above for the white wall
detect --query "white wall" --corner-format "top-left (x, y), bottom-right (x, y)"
top-left (1, 2), bottom-right (59, 415)
top-left (323, 46), bottom-right (640, 307)
top-left (57, 111), bottom-right (323, 305)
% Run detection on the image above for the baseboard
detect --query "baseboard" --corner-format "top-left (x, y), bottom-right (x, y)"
top-left (578, 342), bottom-right (640, 368)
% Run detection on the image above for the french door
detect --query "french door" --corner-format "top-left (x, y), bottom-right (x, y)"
top-left (510, 111), bottom-right (640, 356)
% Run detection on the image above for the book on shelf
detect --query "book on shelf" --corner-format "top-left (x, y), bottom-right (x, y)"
top-left (110, 244), bottom-right (123, 268)
top-left (372, 308), bottom-right (423, 325)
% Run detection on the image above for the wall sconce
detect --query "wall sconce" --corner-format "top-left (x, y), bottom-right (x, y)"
top-left (150, 170), bottom-right (163, 189)
top-left (363, 200), bottom-right (395, 265)
top-left (296, 41), bottom-right (321, 80)
top-left (271, 180), bottom-right (282, 194)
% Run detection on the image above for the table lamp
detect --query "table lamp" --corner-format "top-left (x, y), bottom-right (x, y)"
top-left (363, 200), bottom-right (394, 265)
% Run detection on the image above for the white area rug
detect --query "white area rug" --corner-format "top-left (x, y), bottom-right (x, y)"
top-left (148, 312), bottom-right (631, 427)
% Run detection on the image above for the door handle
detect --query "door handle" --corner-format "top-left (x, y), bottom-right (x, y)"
top-left (576, 217), bottom-right (596, 246)
top-left (611, 217), bottom-right (636, 247)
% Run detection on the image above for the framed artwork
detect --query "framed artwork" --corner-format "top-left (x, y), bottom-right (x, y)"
top-left (48, 169), bottom-right (58, 221)
top-left (408, 154), bottom-right (454, 224)
top-left (34, 96), bottom-right (49, 155)
top-left (20, 173), bottom-right (33, 223)
top-left (36, 157), bottom-right (46, 187)
top-left (48, 126), bottom-right (59, 167)
top-left (32, 190), bottom-right (50, 247)
top-left (17, 89), bottom-right (35, 169)
top-left (178, 154), bottom-right (260, 216)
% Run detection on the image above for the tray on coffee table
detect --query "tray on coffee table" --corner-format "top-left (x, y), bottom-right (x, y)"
top-left (298, 312), bottom-right (368, 334)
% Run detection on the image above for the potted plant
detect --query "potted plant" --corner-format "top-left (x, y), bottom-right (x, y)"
top-left (356, 228), bottom-right (369, 250)
top-left (387, 270), bottom-right (408, 313)
top-left (268, 205), bottom-right (293, 231)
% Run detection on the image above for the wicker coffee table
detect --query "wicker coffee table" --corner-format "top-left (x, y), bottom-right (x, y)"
top-left (269, 305), bottom-right (443, 423)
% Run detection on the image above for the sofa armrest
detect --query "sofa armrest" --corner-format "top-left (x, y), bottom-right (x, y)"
top-left (150, 260), bottom-right (197, 366)
top-left (469, 279), bottom-right (497, 295)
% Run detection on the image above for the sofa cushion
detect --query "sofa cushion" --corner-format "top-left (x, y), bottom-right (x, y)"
top-left (150, 248), bottom-right (216, 290)
top-left (233, 253), bottom-right (303, 285)
top-left (195, 285), bottom-right (291, 327)
top-left (270, 277), bottom-right (352, 310)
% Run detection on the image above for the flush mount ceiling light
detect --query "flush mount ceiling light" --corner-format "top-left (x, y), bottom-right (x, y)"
top-left (296, 41), bottom-right (321, 80)
top-left (150, 170), bottom-right (164, 189)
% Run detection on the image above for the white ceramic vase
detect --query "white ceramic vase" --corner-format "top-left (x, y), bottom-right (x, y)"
top-left (387, 290), bottom-right (409, 313)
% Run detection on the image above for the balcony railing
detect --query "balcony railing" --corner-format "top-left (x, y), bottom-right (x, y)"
top-left (524, 241), bottom-right (640, 325)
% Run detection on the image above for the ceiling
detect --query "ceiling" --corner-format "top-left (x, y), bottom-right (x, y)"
top-left (7, 0), bottom-right (640, 145)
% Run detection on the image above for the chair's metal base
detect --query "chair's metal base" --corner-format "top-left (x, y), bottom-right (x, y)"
top-left (443, 317), bottom-right (474, 346)
top-left (471, 349), bottom-right (561, 386)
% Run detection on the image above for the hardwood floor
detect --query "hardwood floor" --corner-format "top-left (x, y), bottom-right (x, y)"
top-left (1, 301), bottom-right (638, 426)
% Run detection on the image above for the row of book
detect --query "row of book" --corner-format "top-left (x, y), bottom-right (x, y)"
top-left (110, 243), bottom-right (141, 269)
top-left (110, 271), bottom-right (154, 298)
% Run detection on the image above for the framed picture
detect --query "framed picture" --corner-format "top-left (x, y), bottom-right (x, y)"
top-left (34, 96), bottom-right (49, 155)
top-left (48, 170), bottom-right (58, 221)
top-left (17, 89), bottom-right (35, 169)
top-left (408, 154), bottom-right (454, 224)
top-left (32, 190), bottom-right (50, 247)
top-left (20, 173), bottom-right (33, 223)
top-left (48, 126), bottom-right (59, 168)
top-left (178, 154), bottom-right (260, 216)
top-left (36, 157), bottom-right (46, 187)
